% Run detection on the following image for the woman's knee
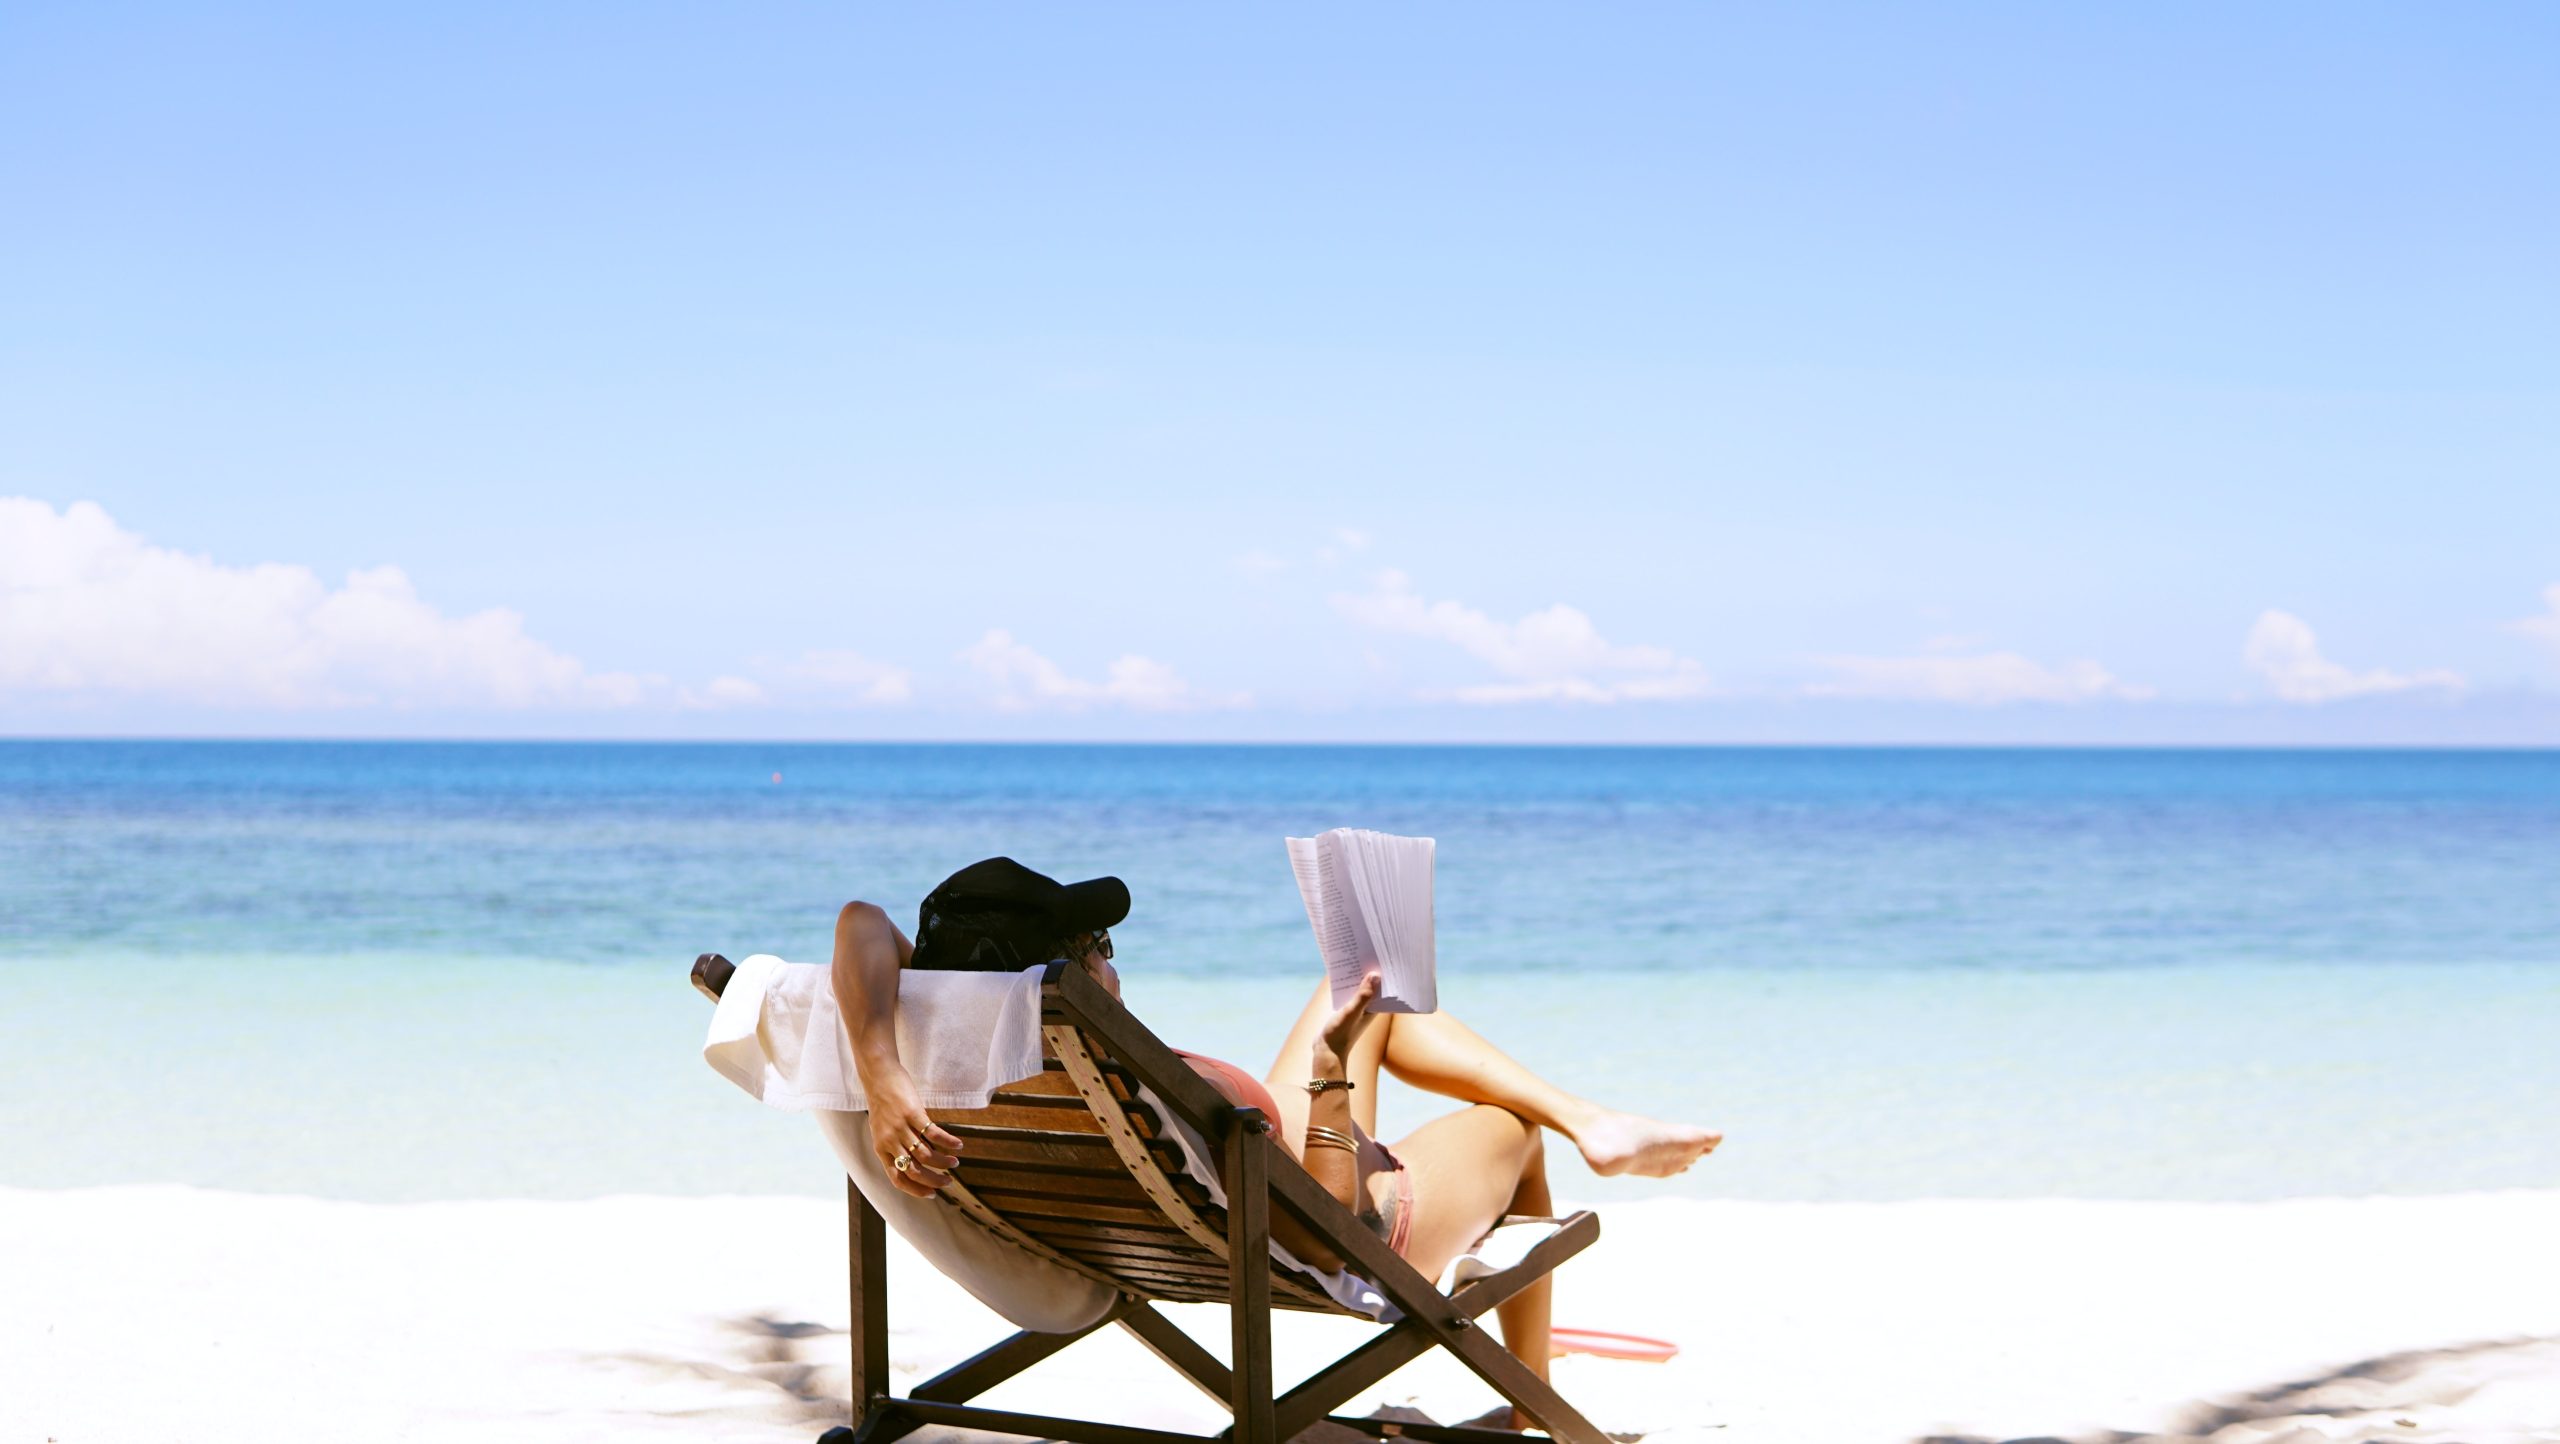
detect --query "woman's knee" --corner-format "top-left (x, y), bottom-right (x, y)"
top-left (1470, 1104), bottom-right (1542, 1168)
top-left (838, 899), bottom-right (889, 927)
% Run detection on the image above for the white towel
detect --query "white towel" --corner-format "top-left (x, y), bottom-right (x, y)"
top-left (702, 955), bottom-right (1048, 1111)
top-left (1442, 1216), bottom-right (1564, 1291)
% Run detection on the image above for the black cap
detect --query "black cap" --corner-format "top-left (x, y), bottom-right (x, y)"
top-left (910, 857), bottom-right (1131, 972)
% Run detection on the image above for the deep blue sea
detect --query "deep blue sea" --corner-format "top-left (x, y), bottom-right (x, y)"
top-left (5, 741), bottom-right (2555, 1203)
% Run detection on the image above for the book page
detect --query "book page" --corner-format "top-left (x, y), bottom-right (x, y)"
top-left (1387, 833), bottom-right (1435, 1013)
top-left (1371, 831), bottom-right (1436, 1013)
top-left (1324, 830), bottom-right (1383, 1008)
top-left (1287, 834), bottom-right (1368, 1005)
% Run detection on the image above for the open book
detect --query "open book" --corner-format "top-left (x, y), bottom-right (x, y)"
top-left (1285, 828), bottom-right (1437, 1014)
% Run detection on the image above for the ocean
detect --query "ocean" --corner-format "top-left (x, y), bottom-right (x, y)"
top-left (4, 741), bottom-right (2554, 1204)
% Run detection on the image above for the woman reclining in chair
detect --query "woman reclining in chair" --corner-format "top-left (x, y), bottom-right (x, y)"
top-left (833, 858), bottom-right (1720, 1428)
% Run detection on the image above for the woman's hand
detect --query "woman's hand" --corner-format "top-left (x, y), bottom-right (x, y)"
top-left (1311, 971), bottom-right (1382, 1076)
top-left (865, 1063), bottom-right (965, 1200)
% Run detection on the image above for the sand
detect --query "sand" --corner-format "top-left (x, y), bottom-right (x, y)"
top-left (7, 1186), bottom-right (2557, 1444)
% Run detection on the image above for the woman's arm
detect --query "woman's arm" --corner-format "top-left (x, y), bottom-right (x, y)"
top-left (1263, 973), bottom-right (1381, 1273)
top-left (831, 900), bottom-right (963, 1199)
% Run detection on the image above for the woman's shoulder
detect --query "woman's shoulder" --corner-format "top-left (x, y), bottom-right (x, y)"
top-left (1171, 1048), bottom-right (1285, 1120)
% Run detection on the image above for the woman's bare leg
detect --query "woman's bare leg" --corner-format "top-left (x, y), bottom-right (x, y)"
top-left (1267, 983), bottom-right (1718, 1177)
top-left (1379, 1005), bottom-right (1719, 1179)
top-left (1491, 1127), bottom-right (1553, 1425)
top-left (1391, 1104), bottom-right (1553, 1429)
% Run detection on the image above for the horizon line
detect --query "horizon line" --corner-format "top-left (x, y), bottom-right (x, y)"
top-left (4, 734), bottom-right (2558, 753)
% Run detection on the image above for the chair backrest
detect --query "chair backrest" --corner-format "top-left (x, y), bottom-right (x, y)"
top-left (925, 967), bottom-right (1354, 1314)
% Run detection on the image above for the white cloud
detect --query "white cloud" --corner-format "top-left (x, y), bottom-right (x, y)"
top-left (680, 675), bottom-right (768, 710)
top-left (2510, 585), bottom-right (2560, 656)
top-left (772, 648), bottom-right (913, 705)
top-left (0, 497), bottom-right (657, 710)
top-left (2244, 610), bottom-right (2463, 703)
top-left (1806, 650), bottom-right (2151, 705)
top-left (680, 655), bottom-right (916, 711)
top-left (959, 629), bottom-right (1242, 712)
top-left (1332, 569), bottom-right (1710, 704)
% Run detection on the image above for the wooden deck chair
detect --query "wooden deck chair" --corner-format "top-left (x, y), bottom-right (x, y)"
top-left (691, 953), bottom-right (1611, 1444)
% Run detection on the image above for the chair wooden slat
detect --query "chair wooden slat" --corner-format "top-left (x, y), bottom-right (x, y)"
top-left (1055, 1255), bottom-right (1336, 1311)
top-left (1040, 1236), bottom-right (1220, 1268)
top-left (949, 1163), bottom-right (1155, 1199)
top-left (1047, 1249), bottom-right (1225, 1281)
top-left (982, 1090), bottom-right (1110, 1112)
top-left (951, 1159), bottom-right (1220, 1217)
top-left (998, 1066), bottom-right (1136, 1102)
top-left (947, 1157), bottom-right (1136, 1187)
top-left (937, 1178), bottom-right (1143, 1297)
top-left (941, 1126), bottom-right (1188, 1175)
top-left (928, 1101), bottom-right (1111, 1136)
top-left (970, 1192), bottom-right (1198, 1230)
top-left (1013, 1215), bottom-right (1201, 1249)
top-left (1083, 1272), bottom-right (1343, 1312)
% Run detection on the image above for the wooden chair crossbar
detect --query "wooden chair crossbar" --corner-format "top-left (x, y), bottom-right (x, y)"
top-left (691, 953), bottom-right (1610, 1444)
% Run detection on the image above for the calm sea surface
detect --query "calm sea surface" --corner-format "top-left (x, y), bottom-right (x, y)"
top-left (4, 741), bottom-right (2554, 1202)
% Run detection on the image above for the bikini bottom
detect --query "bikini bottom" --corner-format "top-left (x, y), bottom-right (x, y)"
top-left (1364, 1147), bottom-right (1418, 1261)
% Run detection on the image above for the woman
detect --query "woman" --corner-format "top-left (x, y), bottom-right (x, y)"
top-left (831, 869), bottom-right (1719, 1426)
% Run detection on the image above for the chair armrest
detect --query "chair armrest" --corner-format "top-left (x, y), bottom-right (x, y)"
top-left (691, 952), bottom-right (735, 1002)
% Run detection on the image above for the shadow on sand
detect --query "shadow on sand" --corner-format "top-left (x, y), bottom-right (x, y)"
top-left (1922, 1335), bottom-right (2560, 1444)
top-left (590, 1313), bottom-right (848, 1426)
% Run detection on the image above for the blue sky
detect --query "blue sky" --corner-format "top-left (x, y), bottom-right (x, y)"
top-left (3, 3), bottom-right (2555, 741)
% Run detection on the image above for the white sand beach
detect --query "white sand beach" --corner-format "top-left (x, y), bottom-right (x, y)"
top-left (9, 1185), bottom-right (2557, 1444)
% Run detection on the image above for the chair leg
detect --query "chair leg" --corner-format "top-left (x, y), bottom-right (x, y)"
top-left (1118, 1302), bottom-right (1234, 1404)
top-left (848, 1181), bottom-right (889, 1431)
top-left (1225, 1119), bottom-right (1276, 1444)
top-left (1432, 1320), bottom-right (1609, 1444)
top-left (913, 1311), bottom-right (1122, 1404)
top-left (1274, 1214), bottom-right (1603, 1438)
top-left (1271, 1320), bottom-right (1431, 1438)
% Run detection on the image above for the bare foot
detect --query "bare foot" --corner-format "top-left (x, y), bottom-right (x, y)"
top-left (1568, 1107), bottom-right (1721, 1178)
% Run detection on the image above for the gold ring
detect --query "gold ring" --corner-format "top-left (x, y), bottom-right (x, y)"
top-left (893, 1152), bottom-right (914, 1173)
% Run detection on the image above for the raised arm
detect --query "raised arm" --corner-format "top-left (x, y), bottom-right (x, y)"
top-left (831, 900), bottom-right (963, 1199)
top-left (1265, 973), bottom-right (1382, 1273)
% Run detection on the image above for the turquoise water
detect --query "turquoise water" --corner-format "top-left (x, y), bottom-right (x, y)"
top-left (4, 742), bottom-right (2556, 1202)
